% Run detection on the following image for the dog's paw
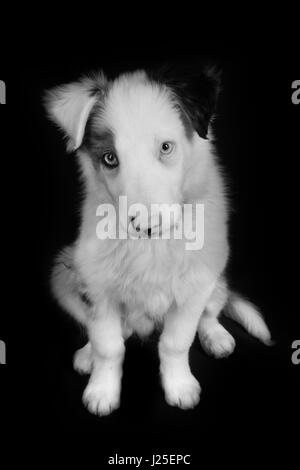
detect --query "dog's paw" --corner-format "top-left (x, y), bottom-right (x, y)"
top-left (73, 343), bottom-right (93, 375)
top-left (82, 379), bottom-right (121, 416)
top-left (162, 372), bottom-right (201, 410)
top-left (199, 325), bottom-right (236, 359)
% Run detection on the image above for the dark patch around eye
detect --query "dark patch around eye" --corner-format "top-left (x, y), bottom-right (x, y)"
top-left (81, 110), bottom-right (116, 167)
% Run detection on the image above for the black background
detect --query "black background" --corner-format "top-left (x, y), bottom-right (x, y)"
top-left (0, 31), bottom-right (299, 467)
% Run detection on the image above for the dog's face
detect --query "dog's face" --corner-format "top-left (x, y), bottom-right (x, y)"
top-left (45, 67), bottom-right (220, 236)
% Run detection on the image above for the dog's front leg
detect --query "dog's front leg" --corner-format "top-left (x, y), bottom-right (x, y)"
top-left (159, 283), bottom-right (215, 409)
top-left (83, 298), bottom-right (125, 416)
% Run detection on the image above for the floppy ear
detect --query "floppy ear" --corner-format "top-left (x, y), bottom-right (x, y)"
top-left (44, 74), bottom-right (107, 151)
top-left (150, 64), bottom-right (221, 139)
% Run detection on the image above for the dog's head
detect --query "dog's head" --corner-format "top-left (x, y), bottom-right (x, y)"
top-left (45, 66), bottom-right (220, 237)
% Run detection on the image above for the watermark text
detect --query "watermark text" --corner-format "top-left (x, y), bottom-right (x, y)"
top-left (96, 197), bottom-right (205, 251)
top-left (291, 80), bottom-right (300, 105)
top-left (291, 340), bottom-right (300, 365)
top-left (0, 340), bottom-right (6, 364)
top-left (0, 80), bottom-right (5, 104)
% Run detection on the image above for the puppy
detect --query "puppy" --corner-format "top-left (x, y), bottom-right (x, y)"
top-left (45, 66), bottom-right (271, 416)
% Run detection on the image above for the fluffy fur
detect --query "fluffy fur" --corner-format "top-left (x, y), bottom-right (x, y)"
top-left (46, 67), bottom-right (272, 416)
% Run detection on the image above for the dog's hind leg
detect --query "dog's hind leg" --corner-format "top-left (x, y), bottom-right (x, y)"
top-left (51, 246), bottom-right (95, 374)
top-left (198, 278), bottom-right (236, 358)
top-left (51, 245), bottom-right (89, 325)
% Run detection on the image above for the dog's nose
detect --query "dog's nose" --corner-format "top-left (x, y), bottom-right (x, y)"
top-left (129, 216), bottom-right (139, 231)
top-left (130, 216), bottom-right (155, 237)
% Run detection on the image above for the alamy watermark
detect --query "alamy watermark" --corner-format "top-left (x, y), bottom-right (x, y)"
top-left (291, 340), bottom-right (300, 365)
top-left (291, 80), bottom-right (300, 105)
top-left (95, 197), bottom-right (205, 251)
top-left (0, 340), bottom-right (6, 365)
top-left (0, 80), bottom-right (5, 104)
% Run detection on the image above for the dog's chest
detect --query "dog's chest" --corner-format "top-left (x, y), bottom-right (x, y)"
top-left (78, 237), bottom-right (199, 317)
top-left (103, 238), bottom-right (190, 316)
top-left (116, 240), bottom-right (184, 315)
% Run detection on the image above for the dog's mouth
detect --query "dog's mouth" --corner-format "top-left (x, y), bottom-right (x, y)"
top-left (115, 200), bottom-right (184, 240)
top-left (127, 214), bottom-right (182, 240)
top-left (128, 222), bottom-right (163, 239)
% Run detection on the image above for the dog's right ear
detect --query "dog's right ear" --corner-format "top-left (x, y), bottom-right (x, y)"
top-left (44, 73), bottom-right (107, 152)
top-left (149, 63), bottom-right (221, 139)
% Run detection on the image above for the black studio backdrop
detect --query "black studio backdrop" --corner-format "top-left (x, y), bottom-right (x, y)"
top-left (0, 36), bottom-right (299, 465)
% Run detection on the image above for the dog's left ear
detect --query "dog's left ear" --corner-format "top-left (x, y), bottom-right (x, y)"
top-left (150, 64), bottom-right (221, 139)
top-left (44, 73), bottom-right (107, 151)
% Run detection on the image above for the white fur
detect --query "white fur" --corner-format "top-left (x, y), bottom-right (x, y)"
top-left (47, 70), bottom-right (271, 415)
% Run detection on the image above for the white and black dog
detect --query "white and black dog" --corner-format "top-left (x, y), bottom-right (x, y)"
top-left (45, 65), bottom-right (272, 416)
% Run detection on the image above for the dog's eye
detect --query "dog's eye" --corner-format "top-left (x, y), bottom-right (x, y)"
top-left (160, 142), bottom-right (174, 156)
top-left (101, 152), bottom-right (119, 169)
